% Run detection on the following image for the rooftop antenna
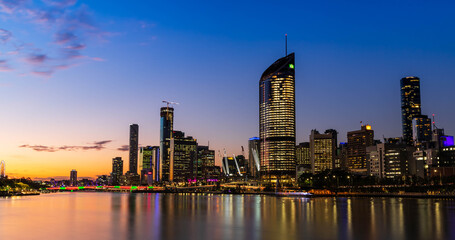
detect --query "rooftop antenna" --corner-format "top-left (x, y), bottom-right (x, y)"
top-left (285, 34), bottom-right (288, 56)
top-left (162, 100), bottom-right (179, 109)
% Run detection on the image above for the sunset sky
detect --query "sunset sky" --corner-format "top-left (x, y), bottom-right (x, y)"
top-left (1, 0), bottom-right (454, 179)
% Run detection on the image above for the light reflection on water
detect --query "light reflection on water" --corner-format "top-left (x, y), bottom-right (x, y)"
top-left (0, 193), bottom-right (454, 240)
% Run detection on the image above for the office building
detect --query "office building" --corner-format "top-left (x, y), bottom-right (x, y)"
top-left (111, 157), bottom-right (123, 185)
top-left (367, 143), bottom-right (412, 179)
top-left (401, 76), bottom-right (421, 145)
top-left (160, 107), bottom-right (174, 182)
top-left (170, 131), bottom-right (197, 182)
top-left (259, 52), bottom-right (296, 183)
top-left (310, 129), bottom-right (337, 174)
top-left (412, 115), bottom-right (432, 146)
top-left (139, 146), bottom-right (159, 184)
top-left (347, 125), bottom-right (374, 174)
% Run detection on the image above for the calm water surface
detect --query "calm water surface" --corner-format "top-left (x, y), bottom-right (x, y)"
top-left (0, 192), bottom-right (454, 240)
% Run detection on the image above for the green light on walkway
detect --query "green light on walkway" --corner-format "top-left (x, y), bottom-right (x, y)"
top-left (131, 186), bottom-right (138, 189)
top-left (289, 64), bottom-right (294, 69)
top-left (78, 187), bottom-right (84, 190)
top-left (60, 187), bottom-right (66, 190)
top-left (114, 186), bottom-right (120, 188)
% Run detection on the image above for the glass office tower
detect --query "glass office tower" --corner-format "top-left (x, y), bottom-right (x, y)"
top-left (159, 107), bottom-right (174, 181)
top-left (259, 53), bottom-right (295, 183)
top-left (401, 76), bottom-right (421, 145)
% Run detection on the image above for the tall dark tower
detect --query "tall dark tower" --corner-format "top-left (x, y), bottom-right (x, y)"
top-left (128, 124), bottom-right (139, 174)
top-left (401, 76), bottom-right (421, 145)
top-left (159, 107), bottom-right (174, 181)
top-left (259, 52), bottom-right (296, 183)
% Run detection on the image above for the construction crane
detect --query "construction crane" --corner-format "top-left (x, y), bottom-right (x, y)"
top-left (162, 100), bottom-right (179, 108)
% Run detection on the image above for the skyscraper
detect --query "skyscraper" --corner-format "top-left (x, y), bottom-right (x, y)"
top-left (401, 76), bottom-right (422, 145)
top-left (169, 131), bottom-right (197, 182)
top-left (160, 107), bottom-right (174, 182)
top-left (111, 157), bottom-right (123, 185)
top-left (70, 169), bottom-right (77, 186)
top-left (259, 52), bottom-right (295, 183)
top-left (347, 125), bottom-right (374, 174)
top-left (128, 124), bottom-right (139, 175)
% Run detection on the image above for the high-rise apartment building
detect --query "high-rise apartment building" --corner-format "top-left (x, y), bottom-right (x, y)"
top-left (401, 76), bottom-right (421, 145)
top-left (347, 125), bottom-right (374, 174)
top-left (259, 53), bottom-right (295, 183)
top-left (70, 169), bottom-right (77, 186)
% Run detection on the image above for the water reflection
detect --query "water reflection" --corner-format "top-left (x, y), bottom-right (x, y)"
top-left (0, 193), bottom-right (454, 240)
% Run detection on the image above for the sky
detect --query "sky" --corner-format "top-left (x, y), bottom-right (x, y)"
top-left (1, 0), bottom-right (454, 179)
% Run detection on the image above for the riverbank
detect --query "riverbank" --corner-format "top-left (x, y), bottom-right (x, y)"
top-left (0, 191), bottom-right (40, 197)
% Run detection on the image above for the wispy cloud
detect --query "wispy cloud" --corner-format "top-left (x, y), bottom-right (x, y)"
top-left (0, 0), bottom-right (107, 76)
top-left (0, 59), bottom-right (13, 71)
top-left (0, 28), bottom-right (12, 43)
top-left (19, 140), bottom-right (113, 152)
top-left (117, 145), bottom-right (129, 151)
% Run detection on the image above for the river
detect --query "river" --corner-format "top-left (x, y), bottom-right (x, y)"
top-left (0, 192), bottom-right (454, 240)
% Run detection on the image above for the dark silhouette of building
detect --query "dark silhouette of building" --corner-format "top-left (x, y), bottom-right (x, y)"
top-left (401, 76), bottom-right (421, 145)
top-left (259, 52), bottom-right (295, 183)
top-left (128, 124), bottom-right (139, 174)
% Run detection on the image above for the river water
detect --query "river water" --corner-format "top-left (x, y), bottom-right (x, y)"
top-left (0, 192), bottom-right (454, 240)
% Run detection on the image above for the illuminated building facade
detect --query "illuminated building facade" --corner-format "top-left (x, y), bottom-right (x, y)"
top-left (170, 131), bottom-right (197, 182)
top-left (160, 107), bottom-right (174, 182)
top-left (259, 53), bottom-right (295, 182)
top-left (139, 146), bottom-right (159, 184)
top-left (347, 125), bottom-right (374, 174)
top-left (111, 157), bottom-right (123, 185)
top-left (310, 130), bottom-right (337, 174)
top-left (70, 169), bottom-right (77, 186)
top-left (367, 143), bottom-right (412, 179)
top-left (401, 76), bottom-right (421, 145)
top-left (197, 146), bottom-right (216, 181)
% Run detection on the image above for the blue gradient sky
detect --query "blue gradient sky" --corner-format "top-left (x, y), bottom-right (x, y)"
top-left (1, 0), bottom-right (454, 178)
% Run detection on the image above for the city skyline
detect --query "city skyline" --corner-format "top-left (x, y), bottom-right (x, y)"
top-left (1, 0), bottom-right (455, 179)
